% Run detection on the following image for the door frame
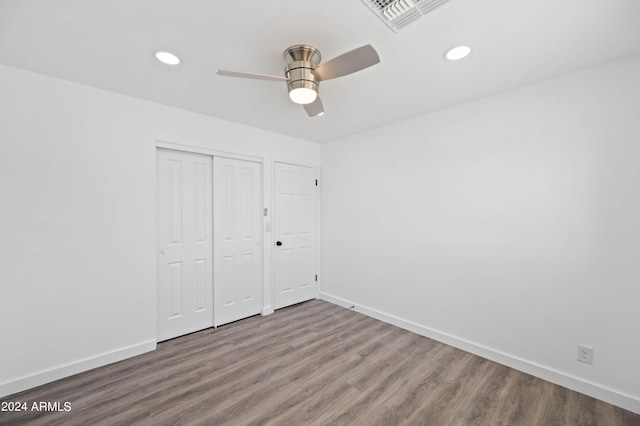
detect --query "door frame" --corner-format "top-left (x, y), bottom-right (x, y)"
top-left (270, 158), bottom-right (321, 312)
top-left (155, 139), bottom-right (264, 339)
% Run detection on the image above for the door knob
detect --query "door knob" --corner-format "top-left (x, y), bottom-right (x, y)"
top-left (276, 241), bottom-right (283, 246)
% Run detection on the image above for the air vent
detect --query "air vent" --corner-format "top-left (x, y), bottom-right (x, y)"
top-left (362, 0), bottom-right (449, 32)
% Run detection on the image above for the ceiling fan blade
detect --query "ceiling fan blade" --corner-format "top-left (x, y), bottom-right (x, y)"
top-left (312, 45), bottom-right (380, 81)
top-left (216, 69), bottom-right (288, 82)
top-left (304, 96), bottom-right (324, 117)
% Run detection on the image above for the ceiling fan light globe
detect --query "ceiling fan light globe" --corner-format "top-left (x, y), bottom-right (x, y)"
top-left (289, 87), bottom-right (317, 105)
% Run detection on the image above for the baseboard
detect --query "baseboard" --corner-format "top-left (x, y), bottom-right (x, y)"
top-left (0, 340), bottom-right (157, 398)
top-left (320, 292), bottom-right (640, 415)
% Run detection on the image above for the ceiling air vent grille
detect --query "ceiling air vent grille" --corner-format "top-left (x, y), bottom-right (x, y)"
top-left (362, 0), bottom-right (449, 32)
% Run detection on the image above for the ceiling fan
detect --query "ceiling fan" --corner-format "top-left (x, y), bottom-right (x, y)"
top-left (217, 44), bottom-right (380, 117)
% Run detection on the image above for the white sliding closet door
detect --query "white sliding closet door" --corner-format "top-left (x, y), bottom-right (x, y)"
top-left (274, 162), bottom-right (318, 309)
top-left (157, 149), bottom-right (213, 341)
top-left (213, 157), bottom-right (262, 326)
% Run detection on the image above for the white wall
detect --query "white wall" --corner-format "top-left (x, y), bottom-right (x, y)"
top-left (321, 53), bottom-right (640, 412)
top-left (0, 64), bottom-right (320, 397)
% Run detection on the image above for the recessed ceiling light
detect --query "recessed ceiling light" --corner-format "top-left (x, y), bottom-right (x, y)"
top-left (443, 45), bottom-right (471, 61)
top-left (154, 51), bottom-right (180, 65)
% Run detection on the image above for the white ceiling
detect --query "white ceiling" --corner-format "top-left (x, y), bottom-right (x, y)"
top-left (1, 0), bottom-right (640, 143)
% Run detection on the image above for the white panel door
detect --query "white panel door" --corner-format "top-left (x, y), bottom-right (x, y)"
top-left (213, 157), bottom-right (262, 326)
top-left (157, 149), bottom-right (213, 341)
top-left (274, 162), bottom-right (317, 309)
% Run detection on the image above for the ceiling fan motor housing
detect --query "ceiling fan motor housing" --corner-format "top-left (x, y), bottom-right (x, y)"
top-left (285, 62), bottom-right (319, 94)
top-left (284, 45), bottom-right (322, 99)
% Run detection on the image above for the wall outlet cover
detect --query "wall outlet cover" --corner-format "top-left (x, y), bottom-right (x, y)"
top-left (577, 344), bottom-right (594, 365)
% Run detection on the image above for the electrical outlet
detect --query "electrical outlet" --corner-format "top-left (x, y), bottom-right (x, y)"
top-left (577, 345), bottom-right (594, 365)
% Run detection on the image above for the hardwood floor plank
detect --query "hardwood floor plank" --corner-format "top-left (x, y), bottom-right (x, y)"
top-left (103, 310), bottom-right (370, 425)
top-left (1, 299), bottom-right (638, 426)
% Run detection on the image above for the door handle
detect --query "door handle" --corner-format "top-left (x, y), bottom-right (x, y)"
top-left (276, 241), bottom-right (283, 246)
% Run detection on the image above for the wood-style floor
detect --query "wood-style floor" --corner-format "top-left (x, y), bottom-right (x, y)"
top-left (1, 300), bottom-right (639, 426)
